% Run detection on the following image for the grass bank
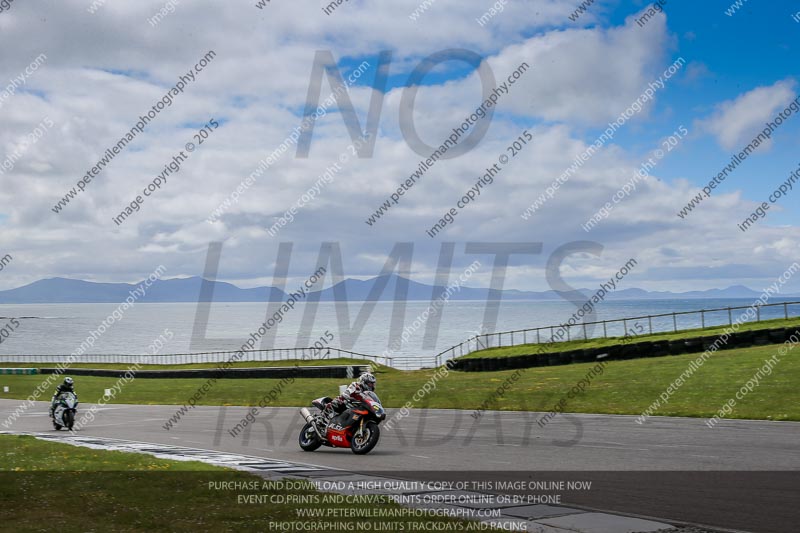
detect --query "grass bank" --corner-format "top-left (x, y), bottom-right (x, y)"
top-left (1, 343), bottom-right (797, 421)
top-left (0, 434), bottom-right (498, 532)
top-left (459, 316), bottom-right (800, 359)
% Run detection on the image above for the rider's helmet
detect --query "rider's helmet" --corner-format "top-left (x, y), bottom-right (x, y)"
top-left (64, 377), bottom-right (74, 386)
top-left (359, 372), bottom-right (376, 392)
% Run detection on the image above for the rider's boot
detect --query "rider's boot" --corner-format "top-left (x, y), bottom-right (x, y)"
top-left (318, 405), bottom-right (334, 433)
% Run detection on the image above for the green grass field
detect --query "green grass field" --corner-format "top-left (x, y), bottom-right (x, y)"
top-left (459, 316), bottom-right (800, 359)
top-left (0, 435), bottom-right (493, 532)
top-left (1, 342), bottom-right (797, 421)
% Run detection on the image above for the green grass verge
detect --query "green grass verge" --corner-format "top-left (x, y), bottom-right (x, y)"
top-left (1, 343), bottom-right (797, 421)
top-left (0, 435), bottom-right (499, 532)
top-left (460, 316), bottom-right (800, 359)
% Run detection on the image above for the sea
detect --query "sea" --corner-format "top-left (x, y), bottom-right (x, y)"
top-left (0, 298), bottom-right (798, 369)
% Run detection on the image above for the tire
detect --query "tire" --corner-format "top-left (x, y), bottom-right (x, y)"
top-left (350, 421), bottom-right (380, 455)
top-left (53, 422), bottom-right (62, 431)
top-left (64, 410), bottom-right (75, 430)
top-left (298, 421), bottom-right (322, 452)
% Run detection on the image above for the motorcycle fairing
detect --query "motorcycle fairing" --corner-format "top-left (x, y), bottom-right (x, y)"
top-left (332, 409), bottom-right (361, 428)
top-left (325, 424), bottom-right (351, 447)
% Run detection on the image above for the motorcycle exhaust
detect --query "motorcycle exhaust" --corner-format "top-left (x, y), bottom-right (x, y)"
top-left (299, 407), bottom-right (314, 424)
top-left (300, 407), bottom-right (320, 437)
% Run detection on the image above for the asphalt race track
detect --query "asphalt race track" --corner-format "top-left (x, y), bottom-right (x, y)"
top-left (3, 399), bottom-right (799, 532)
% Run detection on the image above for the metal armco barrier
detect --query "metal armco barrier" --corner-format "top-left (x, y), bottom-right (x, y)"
top-left (0, 368), bottom-right (38, 375)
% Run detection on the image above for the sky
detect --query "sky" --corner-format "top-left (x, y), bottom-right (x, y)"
top-left (1, 0), bottom-right (799, 294)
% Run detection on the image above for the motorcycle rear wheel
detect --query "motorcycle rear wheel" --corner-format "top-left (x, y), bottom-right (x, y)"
top-left (350, 421), bottom-right (380, 455)
top-left (299, 421), bottom-right (322, 451)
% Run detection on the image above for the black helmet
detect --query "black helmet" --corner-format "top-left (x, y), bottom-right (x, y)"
top-left (359, 372), bottom-right (376, 392)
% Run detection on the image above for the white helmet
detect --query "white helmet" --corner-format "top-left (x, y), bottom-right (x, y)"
top-left (359, 372), bottom-right (376, 392)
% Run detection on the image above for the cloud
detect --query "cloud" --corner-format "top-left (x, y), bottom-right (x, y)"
top-left (698, 79), bottom-right (797, 150)
top-left (0, 0), bottom-right (796, 296)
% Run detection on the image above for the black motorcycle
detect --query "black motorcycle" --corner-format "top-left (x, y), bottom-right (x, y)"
top-left (298, 390), bottom-right (385, 455)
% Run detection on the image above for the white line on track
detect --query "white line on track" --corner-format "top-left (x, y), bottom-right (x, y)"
top-left (576, 444), bottom-right (649, 451)
top-left (76, 419), bottom-right (165, 428)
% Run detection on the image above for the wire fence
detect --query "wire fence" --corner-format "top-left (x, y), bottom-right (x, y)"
top-left (3, 301), bottom-right (798, 371)
top-left (432, 300), bottom-right (800, 365)
top-left (0, 347), bottom-right (388, 367)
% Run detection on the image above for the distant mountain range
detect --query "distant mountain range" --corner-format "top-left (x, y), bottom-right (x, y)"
top-left (0, 275), bottom-right (795, 304)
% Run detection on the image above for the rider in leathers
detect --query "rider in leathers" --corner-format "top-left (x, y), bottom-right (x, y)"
top-left (49, 377), bottom-right (77, 418)
top-left (321, 372), bottom-right (376, 426)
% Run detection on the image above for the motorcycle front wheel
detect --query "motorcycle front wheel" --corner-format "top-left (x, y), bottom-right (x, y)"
top-left (350, 421), bottom-right (380, 455)
top-left (299, 421), bottom-right (322, 451)
top-left (64, 410), bottom-right (75, 430)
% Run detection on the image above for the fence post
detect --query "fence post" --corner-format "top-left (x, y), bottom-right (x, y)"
top-left (757, 306), bottom-right (761, 322)
top-left (603, 321), bottom-right (607, 338)
top-left (701, 310), bottom-right (705, 328)
top-left (648, 316), bottom-right (653, 334)
top-left (566, 327), bottom-right (571, 342)
top-left (623, 319), bottom-right (627, 337)
top-left (672, 313), bottom-right (677, 332)
top-left (582, 322), bottom-right (587, 340)
top-left (536, 329), bottom-right (541, 344)
top-left (729, 307), bottom-right (733, 326)
top-left (785, 302), bottom-right (789, 320)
